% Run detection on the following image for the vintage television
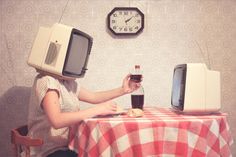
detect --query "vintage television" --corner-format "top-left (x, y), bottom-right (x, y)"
top-left (171, 63), bottom-right (221, 113)
top-left (28, 23), bottom-right (93, 79)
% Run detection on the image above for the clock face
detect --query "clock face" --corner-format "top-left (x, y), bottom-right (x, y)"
top-left (107, 7), bottom-right (144, 35)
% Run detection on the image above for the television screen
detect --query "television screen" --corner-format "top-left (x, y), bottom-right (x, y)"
top-left (171, 64), bottom-right (186, 111)
top-left (63, 29), bottom-right (92, 77)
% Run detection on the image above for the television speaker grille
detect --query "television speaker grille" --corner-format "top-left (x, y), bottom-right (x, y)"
top-left (45, 42), bottom-right (60, 66)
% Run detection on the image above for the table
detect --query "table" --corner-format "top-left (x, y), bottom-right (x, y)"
top-left (68, 107), bottom-right (233, 157)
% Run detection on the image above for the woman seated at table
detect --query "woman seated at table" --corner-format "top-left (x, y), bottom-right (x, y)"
top-left (28, 72), bottom-right (139, 157)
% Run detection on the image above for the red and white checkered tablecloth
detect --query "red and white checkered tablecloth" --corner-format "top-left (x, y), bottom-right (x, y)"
top-left (68, 107), bottom-right (233, 157)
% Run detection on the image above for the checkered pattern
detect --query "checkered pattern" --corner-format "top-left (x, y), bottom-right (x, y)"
top-left (68, 107), bottom-right (233, 157)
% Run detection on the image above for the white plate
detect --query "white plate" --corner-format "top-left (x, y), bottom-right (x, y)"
top-left (95, 110), bottom-right (127, 118)
top-left (114, 110), bottom-right (127, 115)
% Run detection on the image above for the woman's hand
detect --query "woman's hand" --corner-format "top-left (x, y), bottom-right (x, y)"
top-left (122, 74), bottom-right (142, 94)
top-left (95, 101), bottom-right (117, 116)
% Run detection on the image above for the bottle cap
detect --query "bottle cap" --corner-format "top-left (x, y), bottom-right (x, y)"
top-left (135, 65), bottom-right (140, 69)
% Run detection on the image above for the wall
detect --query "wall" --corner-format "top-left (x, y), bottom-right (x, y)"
top-left (0, 0), bottom-right (235, 156)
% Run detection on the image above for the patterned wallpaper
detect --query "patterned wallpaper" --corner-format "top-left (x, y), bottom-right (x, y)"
top-left (0, 0), bottom-right (235, 156)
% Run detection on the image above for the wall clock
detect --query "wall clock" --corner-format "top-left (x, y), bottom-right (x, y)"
top-left (107, 7), bottom-right (144, 35)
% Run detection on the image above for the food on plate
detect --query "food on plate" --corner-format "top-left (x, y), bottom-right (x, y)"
top-left (127, 108), bottom-right (143, 117)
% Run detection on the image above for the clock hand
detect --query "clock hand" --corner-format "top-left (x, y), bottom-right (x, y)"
top-left (125, 16), bottom-right (134, 24)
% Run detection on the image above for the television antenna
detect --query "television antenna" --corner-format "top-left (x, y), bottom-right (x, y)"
top-left (194, 40), bottom-right (212, 70)
top-left (58, 0), bottom-right (70, 23)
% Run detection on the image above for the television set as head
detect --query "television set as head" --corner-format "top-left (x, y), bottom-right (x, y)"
top-left (171, 63), bottom-right (221, 114)
top-left (27, 23), bottom-right (93, 79)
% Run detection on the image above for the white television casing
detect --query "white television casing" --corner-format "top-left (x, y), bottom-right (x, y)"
top-left (171, 63), bottom-right (221, 113)
top-left (27, 23), bottom-right (93, 79)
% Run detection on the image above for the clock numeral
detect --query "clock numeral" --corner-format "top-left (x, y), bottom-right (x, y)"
top-left (112, 20), bottom-right (116, 23)
top-left (135, 26), bottom-right (139, 30)
top-left (137, 20), bottom-right (141, 23)
top-left (124, 11), bottom-right (128, 15)
top-left (113, 26), bottom-right (117, 30)
top-left (135, 13), bottom-right (139, 17)
top-left (119, 27), bottom-right (123, 31)
top-left (113, 13), bottom-right (117, 17)
top-left (119, 11), bottom-right (122, 15)
top-left (129, 27), bottom-right (133, 31)
top-left (124, 27), bottom-right (128, 31)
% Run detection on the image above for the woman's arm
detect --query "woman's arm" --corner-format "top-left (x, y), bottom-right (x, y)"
top-left (42, 89), bottom-right (117, 129)
top-left (78, 87), bottom-right (124, 104)
top-left (78, 74), bottom-right (141, 104)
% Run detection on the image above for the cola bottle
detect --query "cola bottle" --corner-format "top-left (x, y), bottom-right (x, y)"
top-left (130, 65), bottom-right (144, 110)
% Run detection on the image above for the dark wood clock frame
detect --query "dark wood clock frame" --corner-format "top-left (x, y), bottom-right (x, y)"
top-left (107, 7), bottom-right (144, 35)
